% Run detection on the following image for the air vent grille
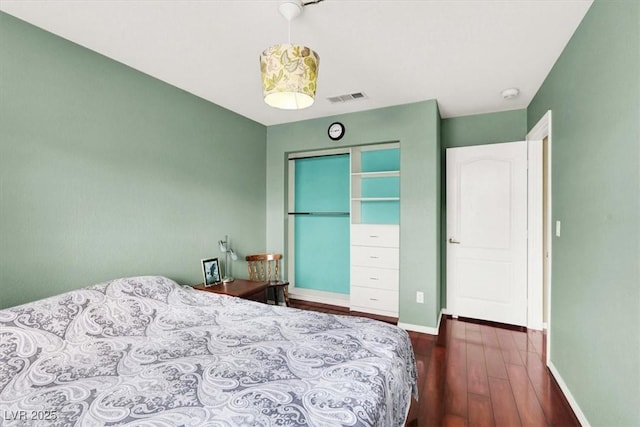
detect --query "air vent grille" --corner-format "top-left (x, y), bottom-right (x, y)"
top-left (327, 92), bottom-right (367, 103)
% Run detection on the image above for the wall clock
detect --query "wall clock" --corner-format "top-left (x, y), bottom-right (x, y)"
top-left (328, 122), bottom-right (345, 141)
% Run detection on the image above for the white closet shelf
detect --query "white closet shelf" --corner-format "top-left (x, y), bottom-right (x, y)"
top-left (351, 171), bottom-right (400, 178)
top-left (351, 197), bottom-right (400, 202)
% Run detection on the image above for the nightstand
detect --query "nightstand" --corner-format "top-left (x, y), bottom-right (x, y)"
top-left (193, 279), bottom-right (269, 303)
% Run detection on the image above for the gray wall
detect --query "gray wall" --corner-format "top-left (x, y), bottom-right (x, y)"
top-left (266, 101), bottom-right (442, 329)
top-left (527, 1), bottom-right (639, 424)
top-left (0, 12), bottom-right (267, 308)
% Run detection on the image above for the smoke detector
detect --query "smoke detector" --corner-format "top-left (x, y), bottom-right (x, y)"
top-left (501, 88), bottom-right (520, 100)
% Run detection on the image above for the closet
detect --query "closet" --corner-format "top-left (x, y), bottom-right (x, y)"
top-left (288, 143), bottom-right (400, 317)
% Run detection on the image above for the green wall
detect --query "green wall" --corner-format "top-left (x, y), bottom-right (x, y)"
top-left (527, 1), bottom-right (639, 425)
top-left (441, 109), bottom-right (527, 149)
top-left (0, 12), bottom-right (267, 309)
top-left (266, 101), bottom-right (441, 329)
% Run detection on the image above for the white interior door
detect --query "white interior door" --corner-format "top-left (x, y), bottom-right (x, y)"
top-left (446, 142), bottom-right (528, 326)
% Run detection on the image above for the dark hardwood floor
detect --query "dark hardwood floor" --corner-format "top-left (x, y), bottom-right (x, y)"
top-left (289, 299), bottom-right (579, 427)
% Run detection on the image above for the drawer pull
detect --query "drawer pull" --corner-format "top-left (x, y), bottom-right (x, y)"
top-left (369, 298), bottom-right (379, 301)
top-left (369, 277), bottom-right (379, 280)
top-left (369, 256), bottom-right (379, 259)
top-left (369, 235), bottom-right (379, 238)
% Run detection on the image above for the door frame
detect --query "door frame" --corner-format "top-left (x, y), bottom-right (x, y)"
top-left (443, 111), bottom-right (552, 336)
top-left (527, 137), bottom-right (544, 330)
top-left (526, 110), bottom-right (553, 362)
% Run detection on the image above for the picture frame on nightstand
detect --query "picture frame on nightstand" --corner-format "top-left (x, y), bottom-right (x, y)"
top-left (201, 257), bottom-right (221, 287)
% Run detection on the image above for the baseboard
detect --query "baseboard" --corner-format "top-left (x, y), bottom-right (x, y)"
top-left (436, 308), bottom-right (445, 332)
top-left (548, 361), bottom-right (591, 427)
top-left (527, 321), bottom-right (544, 331)
top-left (397, 322), bottom-right (438, 336)
top-left (398, 309), bottom-right (445, 336)
top-left (288, 289), bottom-right (350, 308)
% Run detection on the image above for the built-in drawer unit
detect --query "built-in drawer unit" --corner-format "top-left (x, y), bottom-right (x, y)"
top-left (350, 266), bottom-right (399, 291)
top-left (351, 224), bottom-right (399, 248)
top-left (350, 286), bottom-right (399, 316)
top-left (351, 246), bottom-right (399, 270)
top-left (350, 222), bottom-right (400, 317)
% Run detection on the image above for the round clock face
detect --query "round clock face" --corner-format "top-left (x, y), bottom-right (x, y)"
top-left (328, 122), bottom-right (345, 141)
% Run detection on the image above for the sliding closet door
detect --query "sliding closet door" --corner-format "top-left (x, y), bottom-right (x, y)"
top-left (289, 153), bottom-right (350, 296)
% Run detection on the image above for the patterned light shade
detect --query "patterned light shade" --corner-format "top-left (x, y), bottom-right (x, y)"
top-left (260, 44), bottom-right (320, 110)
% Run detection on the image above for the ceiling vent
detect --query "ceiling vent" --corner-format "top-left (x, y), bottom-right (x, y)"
top-left (327, 92), bottom-right (367, 103)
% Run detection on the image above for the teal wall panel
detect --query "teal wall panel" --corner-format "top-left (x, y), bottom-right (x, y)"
top-left (361, 148), bottom-right (400, 172)
top-left (361, 177), bottom-right (400, 198)
top-left (292, 154), bottom-right (350, 293)
top-left (361, 201), bottom-right (400, 224)
top-left (294, 216), bottom-right (350, 294)
top-left (294, 154), bottom-right (350, 212)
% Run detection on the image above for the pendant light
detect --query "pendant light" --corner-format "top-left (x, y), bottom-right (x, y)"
top-left (260, 1), bottom-right (320, 110)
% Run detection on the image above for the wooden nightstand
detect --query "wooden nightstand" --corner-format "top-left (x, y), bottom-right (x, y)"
top-left (193, 279), bottom-right (269, 303)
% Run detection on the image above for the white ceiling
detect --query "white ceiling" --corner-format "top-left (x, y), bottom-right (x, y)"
top-left (1, 0), bottom-right (592, 126)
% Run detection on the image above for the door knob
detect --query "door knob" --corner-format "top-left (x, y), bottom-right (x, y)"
top-left (449, 238), bottom-right (461, 244)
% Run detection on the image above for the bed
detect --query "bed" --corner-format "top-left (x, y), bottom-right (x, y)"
top-left (0, 276), bottom-right (417, 426)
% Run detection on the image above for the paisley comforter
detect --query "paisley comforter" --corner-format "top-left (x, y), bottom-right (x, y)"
top-left (0, 276), bottom-right (417, 426)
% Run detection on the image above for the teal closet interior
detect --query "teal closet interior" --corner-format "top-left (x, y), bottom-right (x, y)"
top-left (291, 154), bottom-right (350, 294)
top-left (358, 148), bottom-right (400, 224)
